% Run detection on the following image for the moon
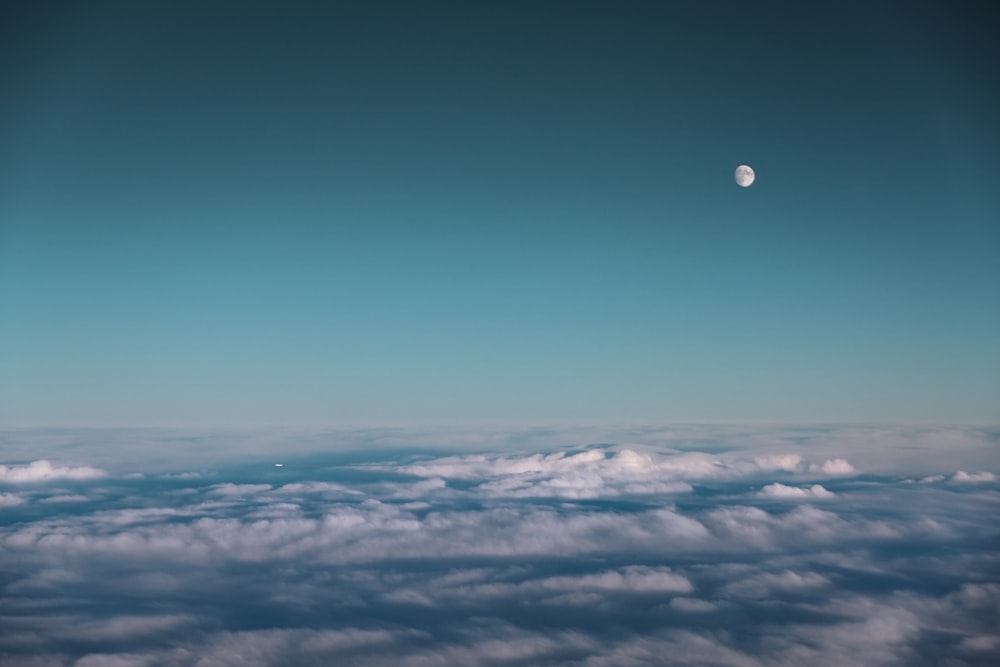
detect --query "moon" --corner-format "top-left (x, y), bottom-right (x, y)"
top-left (735, 164), bottom-right (755, 187)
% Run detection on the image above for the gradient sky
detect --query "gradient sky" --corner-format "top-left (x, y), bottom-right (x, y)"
top-left (1, 1), bottom-right (998, 427)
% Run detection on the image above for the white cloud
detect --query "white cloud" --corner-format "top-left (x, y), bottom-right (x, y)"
top-left (75, 653), bottom-right (155, 667)
top-left (1, 430), bottom-right (998, 667)
top-left (538, 566), bottom-right (693, 595)
top-left (1, 500), bottom-right (716, 566)
top-left (707, 503), bottom-right (901, 549)
top-left (40, 494), bottom-right (91, 504)
top-left (809, 458), bottom-right (855, 475)
top-left (0, 460), bottom-right (106, 482)
top-left (753, 454), bottom-right (803, 472)
top-left (71, 627), bottom-right (407, 667)
top-left (669, 597), bottom-right (717, 613)
top-left (276, 481), bottom-right (363, 496)
top-left (474, 470), bottom-right (691, 500)
top-left (950, 583), bottom-right (1000, 614)
top-left (207, 483), bottom-right (273, 496)
top-left (399, 448), bottom-right (712, 483)
top-left (951, 470), bottom-right (996, 483)
top-left (55, 614), bottom-right (195, 642)
top-left (379, 447), bottom-right (865, 501)
top-left (6, 424), bottom-right (995, 478)
top-left (385, 448), bottom-right (709, 500)
top-left (247, 502), bottom-right (302, 519)
top-left (0, 492), bottom-right (26, 507)
top-left (722, 570), bottom-right (831, 598)
top-left (958, 634), bottom-right (1000, 652)
top-left (379, 477), bottom-right (449, 499)
top-left (389, 566), bottom-right (695, 610)
top-left (759, 483), bottom-right (835, 499)
top-left (5, 568), bottom-right (83, 592)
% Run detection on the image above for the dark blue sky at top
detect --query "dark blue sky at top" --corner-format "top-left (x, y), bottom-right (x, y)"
top-left (1, 1), bottom-right (998, 426)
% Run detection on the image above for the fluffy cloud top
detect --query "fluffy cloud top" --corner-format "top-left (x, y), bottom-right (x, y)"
top-left (723, 570), bottom-right (832, 598)
top-left (40, 494), bottom-right (91, 504)
top-left (759, 483), bottom-right (836, 499)
top-left (809, 458), bottom-right (855, 475)
top-left (0, 460), bottom-right (106, 482)
top-left (0, 430), bottom-right (996, 667)
top-left (382, 447), bottom-right (858, 501)
top-left (0, 492), bottom-right (26, 507)
top-left (754, 454), bottom-right (803, 472)
top-left (951, 470), bottom-right (997, 483)
top-left (208, 483), bottom-right (273, 496)
top-left (539, 566), bottom-right (693, 595)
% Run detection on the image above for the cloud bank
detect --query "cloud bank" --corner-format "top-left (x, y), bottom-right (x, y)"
top-left (1, 426), bottom-right (997, 666)
top-left (759, 482), bottom-right (836, 499)
top-left (0, 459), bottom-right (106, 482)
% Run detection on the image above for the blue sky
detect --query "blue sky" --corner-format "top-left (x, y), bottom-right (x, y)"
top-left (1, 1), bottom-right (998, 426)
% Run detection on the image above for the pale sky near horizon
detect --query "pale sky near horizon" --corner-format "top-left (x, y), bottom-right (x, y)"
top-left (1, 1), bottom-right (998, 427)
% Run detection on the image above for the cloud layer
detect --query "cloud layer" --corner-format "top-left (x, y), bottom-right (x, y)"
top-left (1, 426), bottom-right (998, 666)
top-left (0, 459), bottom-right (106, 482)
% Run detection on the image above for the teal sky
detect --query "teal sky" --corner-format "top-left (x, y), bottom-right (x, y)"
top-left (1, 1), bottom-right (998, 427)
